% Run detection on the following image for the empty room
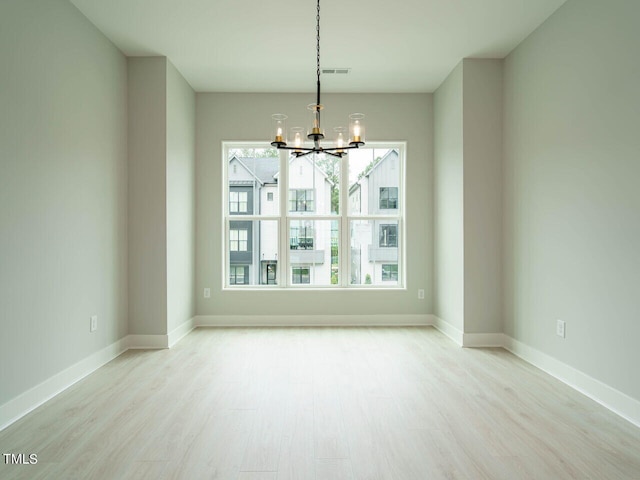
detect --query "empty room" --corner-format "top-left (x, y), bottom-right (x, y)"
top-left (1, 0), bottom-right (639, 478)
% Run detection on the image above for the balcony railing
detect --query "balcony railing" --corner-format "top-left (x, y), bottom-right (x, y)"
top-left (290, 237), bottom-right (314, 250)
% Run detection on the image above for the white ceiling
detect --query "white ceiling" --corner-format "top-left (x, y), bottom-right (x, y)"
top-left (70, 0), bottom-right (566, 93)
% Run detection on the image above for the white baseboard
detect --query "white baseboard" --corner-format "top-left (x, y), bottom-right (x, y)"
top-left (462, 332), bottom-right (507, 348)
top-left (0, 337), bottom-right (128, 432)
top-left (431, 315), bottom-right (463, 345)
top-left (126, 334), bottom-right (169, 349)
top-left (3, 319), bottom-right (637, 433)
top-left (503, 336), bottom-right (640, 428)
top-left (194, 314), bottom-right (432, 327)
top-left (168, 317), bottom-right (195, 347)
top-left (432, 316), bottom-right (639, 427)
top-left (0, 318), bottom-right (196, 432)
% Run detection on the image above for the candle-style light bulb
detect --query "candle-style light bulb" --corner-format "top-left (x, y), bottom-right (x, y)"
top-left (291, 127), bottom-right (304, 153)
top-left (349, 113), bottom-right (365, 146)
top-left (271, 114), bottom-right (287, 146)
top-left (353, 122), bottom-right (361, 141)
top-left (334, 126), bottom-right (347, 154)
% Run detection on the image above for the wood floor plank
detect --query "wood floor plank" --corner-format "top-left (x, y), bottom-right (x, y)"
top-left (315, 458), bottom-right (355, 480)
top-left (276, 383), bottom-right (315, 480)
top-left (1, 326), bottom-right (639, 480)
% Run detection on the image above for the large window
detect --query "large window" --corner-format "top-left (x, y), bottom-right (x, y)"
top-left (223, 143), bottom-right (404, 288)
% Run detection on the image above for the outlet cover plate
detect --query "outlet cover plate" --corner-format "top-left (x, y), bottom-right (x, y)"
top-left (556, 319), bottom-right (565, 338)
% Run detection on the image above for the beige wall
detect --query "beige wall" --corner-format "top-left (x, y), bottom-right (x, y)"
top-left (127, 57), bottom-right (168, 335)
top-left (0, 0), bottom-right (128, 405)
top-left (196, 93), bottom-right (433, 317)
top-left (434, 59), bottom-right (503, 335)
top-left (503, 0), bottom-right (640, 400)
top-left (462, 59), bottom-right (503, 334)
top-left (128, 57), bottom-right (196, 335)
top-left (433, 63), bottom-right (464, 331)
top-left (166, 61), bottom-right (196, 333)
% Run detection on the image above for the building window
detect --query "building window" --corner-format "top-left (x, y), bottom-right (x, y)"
top-left (229, 229), bottom-right (248, 251)
top-left (292, 266), bottom-right (310, 284)
top-left (266, 263), bottom-right (277, 284)
top-left (230, 266), bottom-right (248, 285)
top-left (382, 264), bottom-right (398, 281)
top-left (289, 189), bottom-right (314, 212)
top-left (224, 143), bottom-right (404, 288)
top-left (379, 225), bottom-right (397, 247)
top-left (290, 222), bottom-right (314, 250)
top-left (229, 191), bottom-right (248, 213)
top-left (379, 187), bottom-right (398, 209)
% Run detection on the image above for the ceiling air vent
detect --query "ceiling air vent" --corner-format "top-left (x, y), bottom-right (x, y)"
top-left (322, 68), bottom-right (351, 75)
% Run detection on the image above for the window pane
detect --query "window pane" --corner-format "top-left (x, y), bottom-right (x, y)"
top-left (350, 219), bottom-right (399, 286)
top-left (227, 220), bottom-right (278, 286)
top-left (348, 148), bottom-right (400, 215)
top-left (288, 219), bottom-right (338, 286)
top-left (289, 153), bottom-right (339, 215)
top-left (228, 148), bottom-right (279, 216)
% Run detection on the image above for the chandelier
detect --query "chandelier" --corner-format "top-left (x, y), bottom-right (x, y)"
top-left (270, 0), bottom-right (365, 158)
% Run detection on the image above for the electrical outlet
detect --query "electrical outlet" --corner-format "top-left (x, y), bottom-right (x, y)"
top-left (556, 319), bottom-right (565, 338)
top-left (418, 289), bottom-right (425, 300)
top-left (204, 288), bottom-right (211, 298)
top-left (90, 315), bottom-right (98, 333)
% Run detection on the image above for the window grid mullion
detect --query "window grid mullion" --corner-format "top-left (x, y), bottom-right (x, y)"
top-left (340, 155), bottom-right (349, 287)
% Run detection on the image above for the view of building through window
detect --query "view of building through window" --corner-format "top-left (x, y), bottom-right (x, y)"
top-left (224, 144), bottom-right (403, 287)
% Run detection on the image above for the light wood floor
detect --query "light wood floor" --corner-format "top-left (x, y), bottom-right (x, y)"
top-left (1, 327), bottom-right (639, 479)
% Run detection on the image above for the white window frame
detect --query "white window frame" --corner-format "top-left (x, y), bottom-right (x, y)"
top-left (222, 141), bottom-right (406, 290)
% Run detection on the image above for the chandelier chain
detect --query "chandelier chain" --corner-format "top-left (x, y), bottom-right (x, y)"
top-left (316, 0), bottom-right (321, 92)
top-left (270, 0), bottom-right (364, 158)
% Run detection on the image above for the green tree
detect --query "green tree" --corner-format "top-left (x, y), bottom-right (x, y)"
top-left (316, 155), bottom-right (341, 214)
top-left (229, 147), bottom-right (278, 158)
top-left (357, 156), bottom-right (382, 181)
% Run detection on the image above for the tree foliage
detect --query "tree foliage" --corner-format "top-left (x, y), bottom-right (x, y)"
top-left (229, 147), bottom-right (279, 158)
top-left (316, 155), bottom-right (341, 214)
top-left (357, 156), bottom-right (382, 181)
